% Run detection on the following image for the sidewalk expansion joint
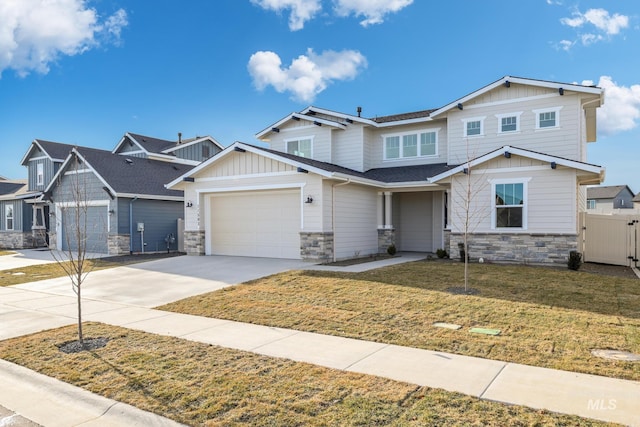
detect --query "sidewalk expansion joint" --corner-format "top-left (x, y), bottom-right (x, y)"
top-left (249, 330), bottom-right (303, 352)
top-left (478, 363), bottom-right (507, 399)
top-left (343, 343), bottom-right (390, 371)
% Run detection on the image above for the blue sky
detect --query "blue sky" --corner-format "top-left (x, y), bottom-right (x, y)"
top-left (1, 0), bottom-right (639, 192)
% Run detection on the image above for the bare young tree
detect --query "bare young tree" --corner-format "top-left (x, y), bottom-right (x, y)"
top-left (452, 140), bottom-right (490, 292)
top-left (48, 153), bottom-right (102, 346)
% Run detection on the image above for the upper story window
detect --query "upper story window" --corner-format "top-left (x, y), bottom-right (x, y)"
top-left (36, 163), bottom-right (44, 186)
top-left (495, 112), bottom-right (522, 134)
top-left (286, 138), bottom-right (312, 158)
top-left (587, 199), bottom-right (596, 209)
top-left (462, 117), bottom-right (485, 138)
top-left (383, 129), bottom-right (439, 160)
top-left (5, 205), bottom-right (14, 231)
top-left (492, 179), bottom-right (529, 230)
top-left (533, 107), bottom-right (562, 130)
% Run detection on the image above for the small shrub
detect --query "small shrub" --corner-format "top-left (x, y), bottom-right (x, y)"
top-left (568, 251), bottom-right (582, 271)
top-left (436, 248), bottom-right (448, 259)
top-left (387, 244), bottom-right (397, 256)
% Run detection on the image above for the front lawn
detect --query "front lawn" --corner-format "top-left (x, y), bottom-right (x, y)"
top-left (0, 323), bottom-right (615, 426)
top-left (160, 261), bottom-right (640, 381)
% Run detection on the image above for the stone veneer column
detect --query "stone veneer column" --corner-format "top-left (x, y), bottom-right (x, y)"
top-left (378, 228), bottom-right (396, 254)
top-left (108, 235), bottom-right (131, 255)
top-left (184, 230), bottom-right (205, 255)
top-left (300, 232), bottom-right (333, 261)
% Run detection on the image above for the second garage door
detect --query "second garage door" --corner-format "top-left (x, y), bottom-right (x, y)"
top-left (60, 206), bottom-right (109, 253)
top-left (209, 189), bottom-right (301, 259)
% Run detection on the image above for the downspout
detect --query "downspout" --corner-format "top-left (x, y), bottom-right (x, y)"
top-left (129, 196), bottom-right (138, 254)
top-left (331, 178), bottom-right (351, 262)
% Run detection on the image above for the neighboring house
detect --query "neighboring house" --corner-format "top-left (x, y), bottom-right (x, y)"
top-left (9, 132), bottom-right (222, 252)
top-left (0, 179), bottom-right (37, 249)
top-left (168, 76), bottom-right (605, 264)
top-left (586, 185), bottom-right (636, 212)
top-left (634, 192), bottom-right (640, 210)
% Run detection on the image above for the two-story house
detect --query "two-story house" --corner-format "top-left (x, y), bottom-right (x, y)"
top-left (586, 185), bottom-right (636, 212)
top-left (10, 133), bottom-right (223, 253)
top-left (168, 76), bottom-right (605, 264)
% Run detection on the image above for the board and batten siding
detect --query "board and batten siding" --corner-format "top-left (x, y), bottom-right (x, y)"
top-left (183, 151), bottom-right (324, 233)
top-left (447, 90), bottom-right (584, 165)
top-left (121, 199), bottom-right (183, 253)
top-left (172, 140), bottom-right (222, 163)
top-left (0, 201), bottom-right (25, 231)
top-left (365, 120), bottom-right (449, 170)
top-left (333, 183), bottom-right (378, 260)
top-left (449, 157), bottom-right (578, 235)
top-left (27, 157), bottom-right (59, 192)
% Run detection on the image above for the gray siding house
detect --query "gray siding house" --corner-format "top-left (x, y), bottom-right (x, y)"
top-left (587, 185), bottom-right (636, 212)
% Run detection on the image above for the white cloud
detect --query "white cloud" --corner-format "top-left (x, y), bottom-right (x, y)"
top-left (250, 0), bottom-right (321, 31)
top-left (560, 8), bottom-right (629, 49)
top-left (0, 0), bottom-right (127, 77)
top-left (554, 39), bottom-right (575, 51)
top-left (248, 48), bottom-right (367, 103)
top-left (589, 76), bottom-right (640, 135)
top-left (333, 0), bottom-right (413, 27)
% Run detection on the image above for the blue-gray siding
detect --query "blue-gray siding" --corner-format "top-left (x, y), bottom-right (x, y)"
top-left (118, 198), bottom-right (184, 252)
top-left (171, 141), bottom-right (221, 163)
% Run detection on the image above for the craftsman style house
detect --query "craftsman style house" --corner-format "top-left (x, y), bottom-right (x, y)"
top-left (169, 76), bottom-right (605, 264)
top-left (9, 133), bottom-right (223, 253)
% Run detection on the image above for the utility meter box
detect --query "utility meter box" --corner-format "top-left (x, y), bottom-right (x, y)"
top-left (137, 222), bottom-right (145, 232)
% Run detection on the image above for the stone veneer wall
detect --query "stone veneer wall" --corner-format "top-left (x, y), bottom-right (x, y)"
top-left (449, 233), bottom-right (578, 265)
top-left (108, 234), bottom-right (130, 255)
top-left (0, 231), bottom-right (35, 249)
top-left (443, 230), bottom-right (451, 254)
top-left (300, 232), bottom-right (333, 261)
top-left (184, 230), bottom-right (205, 255)
top-left (377, 228), bottom-right (396, 254)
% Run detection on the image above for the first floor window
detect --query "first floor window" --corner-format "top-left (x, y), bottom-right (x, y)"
top-left (287, 138), bottom-right (312, 158)
top-left (5, 205), bottom-right (14, 231)
top-left (495, 182), bottom-right (524, 228)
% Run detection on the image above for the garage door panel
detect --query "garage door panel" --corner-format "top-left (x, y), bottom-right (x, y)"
top-left (209, 190), bottom-right (301, 259)
top-left (60, 206), bottom-right (108, 254)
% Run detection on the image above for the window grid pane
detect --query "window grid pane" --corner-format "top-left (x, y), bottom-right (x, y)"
top-left (420, 132), bottom-right (436, 155)
top-left (495, 183), bottom-right (524, 228)
top-left (386, 136), bottom-right (400, 159)
top-left (467, 121), bottom-right (481, 136)
top-left (402, 134), bottom-right (418, 157)
top-left (501, 116), bottom-right (517, 132)
top-left (539, 111), bottom-right (556, 128)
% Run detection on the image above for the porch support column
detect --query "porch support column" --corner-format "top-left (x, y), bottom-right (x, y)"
top-left (384, 192), bottom-right (393, 229)
top-left (377, 192), bottom-right (384, 229)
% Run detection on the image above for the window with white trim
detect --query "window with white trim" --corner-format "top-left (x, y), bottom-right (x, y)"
top-left (5, 205), bottom-right (13, 231)
top-left (587, 199), bottom-right (596, 209)
top-left (496, 112), bottom-right (522, 134)
top-left (384, 130), bottom-right (438, 160)
top-left (286, 138), bottom-right (312, 158)
top-left (492, 180), bottom-right (527, 229)
top-left (36, 163), bottom-right (44, 186)
top-left (462, 117), bottom-right (485, 137)
top-left (533, 107), bottom-right (562, 129)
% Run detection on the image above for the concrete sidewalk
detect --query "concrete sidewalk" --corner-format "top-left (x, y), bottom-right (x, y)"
top-left (1, 254), bottom-right (639, 426)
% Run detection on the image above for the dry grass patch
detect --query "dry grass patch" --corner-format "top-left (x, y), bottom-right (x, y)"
top-left (0, 323), bottom-right (615, 426)
top-left (160, 261), bottom-right (640, 381)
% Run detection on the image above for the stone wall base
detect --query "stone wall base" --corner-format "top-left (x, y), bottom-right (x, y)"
top-left (449, 232), bottom-right (578, 265)
top-left (0, 231), bottom-right (36, 249)
top-left (109, 234), bottom-right (131, 255)
top-left (184, 230), bottom-right (205, 255)
top-left (300, 232), bottom-right (333, 261)
top-left (378, 228), bottom-right (396, 254)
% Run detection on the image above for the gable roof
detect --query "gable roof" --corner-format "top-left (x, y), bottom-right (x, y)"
top-left (634, 193), bottom-right (640, 202)
top-left (429, 145), bottom-right (604, 185)
top-left (587, 185), bottom-right (634, 200)
top-left (256, 75), bottom-right (604, 141)
top-left (167, 141), bottom-right (454, 189)
top-left (20, 139), bottom-right (76, 166)
top-left (0, 179), bottom-right (28, 200)
top-left (46, 146), bottom-right (191, 200)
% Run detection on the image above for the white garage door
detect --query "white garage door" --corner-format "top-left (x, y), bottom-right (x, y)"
top-left (209, 189), bottom-right (301, 259)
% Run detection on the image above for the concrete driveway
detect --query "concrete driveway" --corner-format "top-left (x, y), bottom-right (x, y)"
top-left (0, 255), bottom-right (308, 340)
